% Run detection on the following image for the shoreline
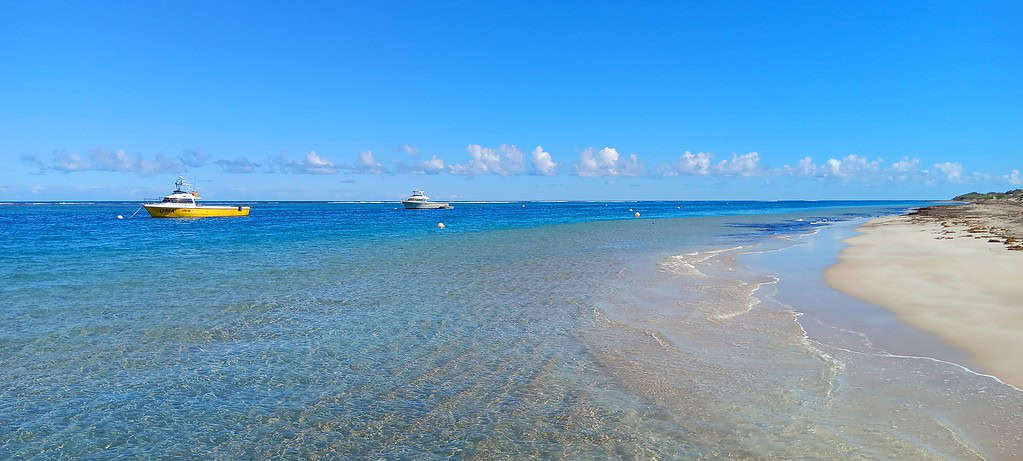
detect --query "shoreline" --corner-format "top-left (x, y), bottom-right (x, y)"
top-left (646, 216), bottom-right (1022, 457)
top-left (825, 202), bottom-right (1023, 388)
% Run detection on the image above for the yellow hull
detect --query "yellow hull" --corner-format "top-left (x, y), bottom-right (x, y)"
top-left (144, 205), bottom-right (250, 218)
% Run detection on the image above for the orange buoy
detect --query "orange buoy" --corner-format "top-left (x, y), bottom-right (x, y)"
top-left (634, 212), bottom-right (640, 218)
top-left (437, 222), bottom-right (445, 229)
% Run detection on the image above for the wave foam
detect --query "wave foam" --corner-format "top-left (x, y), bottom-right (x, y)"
top-left (710, 276), bottom-right (779, 321)
top-left (793, 312), bottom-right (846, 399)
top-left (659, 245), bottom-right (743, 277)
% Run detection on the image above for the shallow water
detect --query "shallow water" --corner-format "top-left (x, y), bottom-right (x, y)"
top-left (2, 200), bottom-right (1019, 458)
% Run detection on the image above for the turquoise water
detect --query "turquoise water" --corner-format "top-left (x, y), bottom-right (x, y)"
top-left (4, 200), bottom-right (1019, 458)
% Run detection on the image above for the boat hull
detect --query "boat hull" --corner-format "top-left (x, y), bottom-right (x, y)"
top-left (402, 201), bottom-right (452, 209)
top-left (144, 205), bottom-right (250, 218)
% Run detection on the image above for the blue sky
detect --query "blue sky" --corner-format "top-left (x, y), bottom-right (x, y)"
top-left (2, 1), bottom-right (1020, 200)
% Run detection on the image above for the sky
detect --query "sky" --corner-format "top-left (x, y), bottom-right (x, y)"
top-left (1, 1), bottom-right (1020, 201)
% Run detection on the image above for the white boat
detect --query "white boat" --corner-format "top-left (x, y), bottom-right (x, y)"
top-left (402, 190), bottom-right (452, 209)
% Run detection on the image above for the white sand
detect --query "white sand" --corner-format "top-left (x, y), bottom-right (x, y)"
top-left (826, 215), bottom-right (1023, 388)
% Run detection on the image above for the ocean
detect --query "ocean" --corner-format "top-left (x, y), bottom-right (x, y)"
top-left (2, 201), bottom-right (1021, 458)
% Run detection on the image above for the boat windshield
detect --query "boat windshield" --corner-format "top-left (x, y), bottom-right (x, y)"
top-left (162, 197), bottom-right (194, 204)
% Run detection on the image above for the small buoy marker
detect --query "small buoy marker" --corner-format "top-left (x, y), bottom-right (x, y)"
top-left (521, 204), bottom-right (526, 208)
top-left (628, 208), bottom-right (633, 212)
top-left (437, 222), bottom-right (445, 229)
top-left (117, 215), bottom-right (124, 220)
top-left (634, 212), bottom-right (641, 218)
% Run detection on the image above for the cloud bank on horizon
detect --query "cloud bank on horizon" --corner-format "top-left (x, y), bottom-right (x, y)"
top-left (18, 144), bottom-right (1018, 188)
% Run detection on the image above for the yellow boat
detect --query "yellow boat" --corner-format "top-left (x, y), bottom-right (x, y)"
top-left (143, 177), bottom-right (250, 218)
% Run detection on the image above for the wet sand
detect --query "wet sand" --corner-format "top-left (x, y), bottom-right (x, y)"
top-left (826, 202), bottom-right (1023, 388)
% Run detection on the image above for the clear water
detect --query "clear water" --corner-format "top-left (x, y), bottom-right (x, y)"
top-left (2, 201), bottom-right (1019, 458)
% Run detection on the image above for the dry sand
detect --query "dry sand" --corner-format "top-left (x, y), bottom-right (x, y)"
top-left (826, 202), bottom-right (1023, 388)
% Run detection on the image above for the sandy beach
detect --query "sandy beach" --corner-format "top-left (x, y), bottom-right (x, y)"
top-left (827, 202), bottom-right (1023, 388)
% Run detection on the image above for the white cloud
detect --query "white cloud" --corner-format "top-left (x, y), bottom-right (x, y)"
top-left (51, 151), bottom-right (91, 172)
top-left (1006, 169), bottom-right (1021, 186)
top-left (531, 145), bottom-right (556, 175)
top-left (716, 152), bottom-right (760, 176)
top-left (577, 147), bottom-right (613, 176)
top-left (780, 156), bottom-right (816, 176)
top-left (399, 144), bottom-right (419, 155)
top-left (215, 158), bottom-right (260, 174)
top-left (420, 155), bottom-right (445, 174)
top-left (933, 162), bottom-right (963, 182)
top-left (576, 147), bottom-right (644, 177)
top-left (847, 155), bottom-right (879, 173)
top-left (819, 154), bottom-right (879, 178)
top-left (304, 151), bottom-right (337, 174)
top-left (824, 158), bottom-right (841, 176)
top-left (357, 150), bottom-right (385, 174)
top-left (449, 144), bottom-right (526, 175)
top-left (781, 154), bottom-right (903, 180)
top-left (891, 157), bottom-right (920, 173)
top-left (48, 149), bottom-right (185, 175)
top-left (577, 147), bottom-right (608, 176)
top-left (179, 149), bottom-right (210, 167)
top-left (275, 150), bottom-right (338, 174)
top-left (620, 153), bottom-right (643, 176)
top-left (137, 155), bottom-right (185, 175)
top-left (449, 144), bottom-right (496, 174)
top-left (91, 149), bottom-right (137, 172)
top-left (396, 149), bottom-right (446, 175)
top-left (663, 151), bottom-right (712, 176)
top-left (499, 144), bottom-right (526, 174)
top-left (795, 156), bottom-right (816, 176)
